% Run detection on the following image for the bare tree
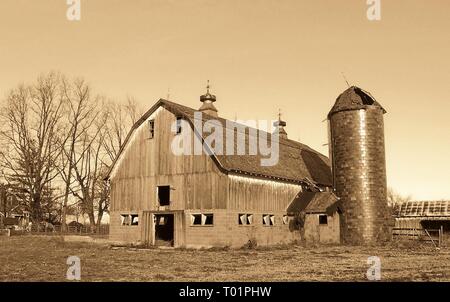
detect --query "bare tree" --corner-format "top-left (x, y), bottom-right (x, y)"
top-left (0, 72), bottom-right (65, 222)
top-left (103, 97), bottom-right (142, 163)
top-left (387, 187), bottom-right (412, 217)
top-left (70, 110), bottom-right (109, 232)
top-left (0, 72), bottom-right (141, 230)
top-left (58, 77), bottom-right (99, 231)
top-left (124, 95), bottom-right (142, 125)
top-left (387, 188), bottom-right (412, 207)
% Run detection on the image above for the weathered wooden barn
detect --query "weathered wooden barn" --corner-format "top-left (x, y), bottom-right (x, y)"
top-left (106, 89), bottom-right (340, 248)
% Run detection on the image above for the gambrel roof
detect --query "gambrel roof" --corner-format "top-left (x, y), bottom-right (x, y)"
top-left (106, 99), bottom-right (332, 186)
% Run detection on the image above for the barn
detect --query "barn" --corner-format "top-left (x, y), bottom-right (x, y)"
top-left (105, 87), bottom-right (340, 248)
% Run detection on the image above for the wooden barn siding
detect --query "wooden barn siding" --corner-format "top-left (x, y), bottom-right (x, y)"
top-left (110, 107), bottom-right (227, 212)
top-left (227, 175), bottom-right (301, 212)
top-left (304, 213), bottom-right (340, 244)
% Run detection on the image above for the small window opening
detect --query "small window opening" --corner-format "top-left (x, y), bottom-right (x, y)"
top-left (238, 214), bottom-right (253, 225)
top-left (191, 214), bottom-right (202, 225)
top-left (131, 214), bottom-right (139, 226)
top-left (176, 116), bottom-right (182, 134)
top-left (156, 215), bottom-right (167, 225)
top-left (148, 119), bottom-right (155, 139)
top-left (203, 214), bottom-right (214, 225)
top-left (190, 213), bottom-right (213, 226)
top-left (262, 214), bottom-right (274, 226)
top-left (158, 186), bottom-right (170, 206)
top-left (282, 215), bottom-right (289, 225)
top-left (121, 214), bottom-right (131, 226)
top-left (319, 215), bottom-right (328, 225)
top-left (121, 214), bottom-right (139, 226)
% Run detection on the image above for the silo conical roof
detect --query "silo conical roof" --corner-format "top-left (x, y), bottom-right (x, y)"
top-left (328, 86), bottom-right (386, 118)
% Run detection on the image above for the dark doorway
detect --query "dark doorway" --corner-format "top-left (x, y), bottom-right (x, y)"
top-left (421, 220), bottom-right (450, 232)
top-left (154, 214), bottom-right (174, 246)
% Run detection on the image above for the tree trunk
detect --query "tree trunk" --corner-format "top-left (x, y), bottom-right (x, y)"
top-left (96, 211), bottom-right (104, 234)
top-left (31, 193), bottom-right (42, 223)
top-left (88, 210), bottom-right (96, 233)
top-left (61, 181), bottom-right (71, 232)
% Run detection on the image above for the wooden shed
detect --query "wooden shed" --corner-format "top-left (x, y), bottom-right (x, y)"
top-left (395, 201), bottom-right (450, 233)
top-left (287, 191), bottom-right (341, 244)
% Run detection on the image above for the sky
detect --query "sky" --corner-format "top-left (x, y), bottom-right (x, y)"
top-left (0, 0), bottom-right (449, 200)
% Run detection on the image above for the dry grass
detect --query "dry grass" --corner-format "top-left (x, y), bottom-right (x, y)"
top-left (1, 235), bottom-right (450, 281)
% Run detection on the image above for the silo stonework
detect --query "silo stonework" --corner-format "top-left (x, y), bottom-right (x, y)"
top-left (328, 87), bottom-right (390, 245)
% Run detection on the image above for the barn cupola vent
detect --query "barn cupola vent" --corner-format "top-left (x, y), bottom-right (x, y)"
top-left (199, 80), bottom-right (218, 117)
top-left (273, 109), bottom-right (288, 139)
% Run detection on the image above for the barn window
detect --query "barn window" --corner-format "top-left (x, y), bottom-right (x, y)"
top-left (238, 214), bottom-right (253, 225)
top-left (282, 215), bottom-right (289, 225)
top-left (121, 214), bottom-right (131, 226)
top-left (121, 214), bottom-right (139, 226)
top-left (319, 215), bottom-right (328, 225)
top-left (148, 119), bottom-right (155, 139)
top-left (158, 185), bottom-right (171, 206)
top-left (157, 215), bottom-right (167, 225)
top-left (176, 116), bottom-right (182, 134)
top-left (131, 214), bottom-right (139, 226)
top-left (191, 214), bottom-right (202, 225)
top-left (190, 213), bottom-right (214, 226)
top-left (262, 214), bottom-right (274, 226)
top-left (203, 214), bottom-right (214, 225)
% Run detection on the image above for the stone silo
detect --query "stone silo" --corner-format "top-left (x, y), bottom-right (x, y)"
top-left (328, 86), bottom-right (390, 244)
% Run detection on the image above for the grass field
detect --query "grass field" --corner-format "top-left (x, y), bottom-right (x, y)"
top-left (1, 235), bottom-right (450, 281)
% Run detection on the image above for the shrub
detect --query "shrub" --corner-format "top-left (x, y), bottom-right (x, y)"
top-left (242, 238), bottom-right (257, 249)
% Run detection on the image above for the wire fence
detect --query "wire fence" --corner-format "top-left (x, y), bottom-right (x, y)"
top-left (29, 224), bottom-right (109, 236)
top-left (392, 227), bottom-right (443, 247)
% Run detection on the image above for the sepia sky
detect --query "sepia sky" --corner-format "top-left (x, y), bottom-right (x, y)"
top-left (0, 0), bottom-right (449, 200)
